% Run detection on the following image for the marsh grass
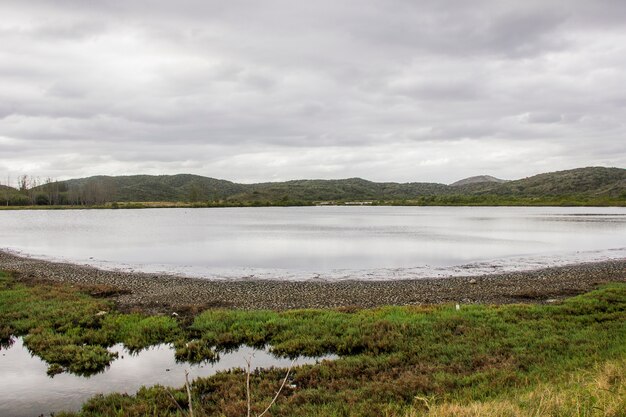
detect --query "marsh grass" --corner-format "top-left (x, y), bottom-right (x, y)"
top-left (398, 359), bottom-right (626, 416)
top-left (1, 270), bottom-right (625, 416)
top-left (0, 271), bottom-right (181, 375)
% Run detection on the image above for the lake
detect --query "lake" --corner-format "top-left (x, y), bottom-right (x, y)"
top-left (0, 206), bottom-right (625, 280)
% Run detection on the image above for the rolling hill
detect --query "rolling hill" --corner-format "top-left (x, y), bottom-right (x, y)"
top-left (58, 174), bottom-right (247, 203)
top-left (17, 166), bottom-right (626, 206)
top-left (455, 167), bottom-right (626, 197)
top-left (450, 175), bottom-right (508, 187)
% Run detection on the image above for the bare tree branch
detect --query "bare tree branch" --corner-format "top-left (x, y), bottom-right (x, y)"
top-left (245, 355), bottom-right (252, 417)
top-left (257, 359), bottom-right (296, 417)
top-left (165, 387), bottom-right (187, 416)
top-left (185, 370), bottom-right (194, 417)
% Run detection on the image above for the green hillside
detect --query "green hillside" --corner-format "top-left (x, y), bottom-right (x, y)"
top-left (449, 175), bottom-right (508, 187)
top-left (13, 166), bottom-right (626, 207)
top-left (233, 178), bottom-right (450, 204)
top-left (459, 167), bottom-right (626, 197)
top-left (59, 174), bottom-right (246, 203)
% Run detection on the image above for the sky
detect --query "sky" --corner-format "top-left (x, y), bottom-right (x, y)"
top-left (1, 0), bottom-right (625, 185)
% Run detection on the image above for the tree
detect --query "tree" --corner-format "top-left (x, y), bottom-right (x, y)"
top-left (0, 175), bottom-right (8, 206)
top-left (17, 174), bottom-right (29, 192)
top-left (43, 177), bottom-right (60, 205)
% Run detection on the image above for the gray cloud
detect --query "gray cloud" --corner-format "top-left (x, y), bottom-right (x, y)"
top-left (0, 0), bottom-right (625, 185)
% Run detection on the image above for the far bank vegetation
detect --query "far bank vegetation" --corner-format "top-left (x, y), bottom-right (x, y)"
top-left (1, 167), bottom-right (625, 208)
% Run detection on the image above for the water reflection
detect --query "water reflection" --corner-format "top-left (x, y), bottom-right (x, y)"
top-left (0, 206), bottom-right (625, 280)
top-left (0, 337), bottom-right (333, 417)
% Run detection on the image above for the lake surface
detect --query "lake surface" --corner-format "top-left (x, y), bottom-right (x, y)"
top-left (1, 206), bottom-right (625, 280)
top-left (0, 337), bottom-right (331, 417)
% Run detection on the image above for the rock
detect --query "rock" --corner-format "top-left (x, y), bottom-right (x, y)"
top-left (96, 311), bottom-right (108, 316)
top-left (469, 279), bottom-right (477, 284)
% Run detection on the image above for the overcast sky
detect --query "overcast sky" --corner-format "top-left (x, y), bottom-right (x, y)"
top-left (1, 0), bottom-right (625, 185)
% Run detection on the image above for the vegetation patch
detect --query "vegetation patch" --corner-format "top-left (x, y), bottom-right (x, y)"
top-left (2, 270), bottom-right (625, 416)
top-left (400, 358), bottom-right (626, 416)
top-left (0, 271), bottom-right (181, 375)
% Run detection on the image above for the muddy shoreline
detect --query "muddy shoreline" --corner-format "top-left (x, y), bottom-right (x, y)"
top-left (1, 250), bottom-right (625, 311)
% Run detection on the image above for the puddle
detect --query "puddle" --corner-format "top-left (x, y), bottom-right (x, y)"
top-left (0, 337), bottom-right (334, 417)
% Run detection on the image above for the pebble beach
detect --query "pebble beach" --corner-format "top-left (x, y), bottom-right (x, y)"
top-left (1, 250), bottom-right (625, 311)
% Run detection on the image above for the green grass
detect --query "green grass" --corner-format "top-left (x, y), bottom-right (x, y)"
top-left (400, 358), bottom-right (626, 416)
top-left (0, 272), bottom-right (181, 375)
top-left (1, 271), bottom-right (626, 416)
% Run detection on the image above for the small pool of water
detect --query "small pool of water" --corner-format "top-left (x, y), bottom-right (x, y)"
top-left (0, 338), bottom-right (333, 417)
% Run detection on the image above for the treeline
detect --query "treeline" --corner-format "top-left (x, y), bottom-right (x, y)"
top-left (0, 175), bottom-right (115, 206)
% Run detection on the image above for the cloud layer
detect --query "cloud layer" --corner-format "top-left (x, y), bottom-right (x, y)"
top-left (1, 0), bottom-right (625, 184)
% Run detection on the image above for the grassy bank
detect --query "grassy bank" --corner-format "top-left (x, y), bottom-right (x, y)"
top-left (1, 195), bottom-right (625, 210)
top-left (1, 271), bottom-right (625, 416)
top-left (401, 358), bottom-right (626, 416)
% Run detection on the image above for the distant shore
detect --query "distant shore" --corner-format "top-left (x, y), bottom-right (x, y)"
top-left (1, 250), bottom-right (625, 311)
top-left (1, 199), bottom-right (625, 210)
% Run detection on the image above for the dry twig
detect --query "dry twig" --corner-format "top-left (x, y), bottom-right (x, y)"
top-left (165, 387), bottom-right (187, 416)
top-left (245, 355), bottom-right (297, 417)
top-left (185, 370), bottom-right (194, 417)
top-left (245, 356), bottom-right (253, 417)
top-left (257, 358), bottom-right (296, 417)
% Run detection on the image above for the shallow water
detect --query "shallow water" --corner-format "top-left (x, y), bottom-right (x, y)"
top-left (0, 337), bottom-right (331, 417)
top-left (0, 206), bottom-right (625, 280)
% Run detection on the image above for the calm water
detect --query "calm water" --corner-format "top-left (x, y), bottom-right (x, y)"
top-left (1, 206), bottom-right (625, 280)
top-left (0, 337), bottom-right (332, 417)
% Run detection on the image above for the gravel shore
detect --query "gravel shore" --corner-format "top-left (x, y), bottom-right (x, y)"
top-left (1, 250), bottom-right (625, 311)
